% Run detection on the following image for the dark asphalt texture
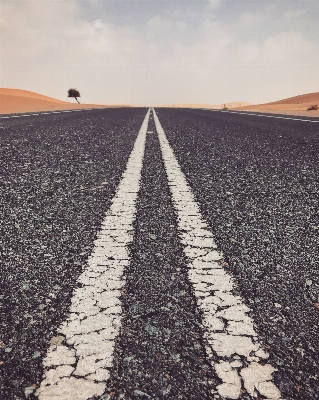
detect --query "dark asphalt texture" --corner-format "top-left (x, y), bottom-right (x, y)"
top-left (0, 108), bottom-right (146, 399)
top-left (107, 113), bottom-right (218, 400)
top-left (155, 108), bottom-right (319, 400)
top-left (2, 108), bottom-right (319, 400)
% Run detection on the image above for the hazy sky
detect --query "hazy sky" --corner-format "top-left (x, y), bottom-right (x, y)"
top-left (1, 0), bottom-right (318, 105)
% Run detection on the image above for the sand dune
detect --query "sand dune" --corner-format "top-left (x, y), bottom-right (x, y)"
top-left (0, 88), bottom-right (69, 103)
top-left (2, 88), bottom-right (318, 117)
top-left (156, 93), bottom-right (319, 117)
top-left (266, 92), bottom-right (319, 106)
top-left (0, 88), bottom-right (133, 114)
top-left (234, 92), bottom-right (319, 117)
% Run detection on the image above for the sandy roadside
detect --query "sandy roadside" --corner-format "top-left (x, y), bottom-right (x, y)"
top-left (0, 89), bottom-right (134, 114)
top-left (230, 108), bottom-right (319, 118)
top-left (232, 92), bottom-right (319, 117)
top-left (2, 88), bottom-right (319, 118)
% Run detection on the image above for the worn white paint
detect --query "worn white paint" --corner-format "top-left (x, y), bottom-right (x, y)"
top-left (206, 108), bottom-right (319, 123)
top-left (153, 108), bottom-right (283, 400)
top-left (36, 109), bottom-right (150, 400)
top-left (0, 109), bottom-right (93, 119)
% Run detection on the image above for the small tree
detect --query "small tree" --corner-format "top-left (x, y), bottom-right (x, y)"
top-left (68, 88), bottom-right (81, 104)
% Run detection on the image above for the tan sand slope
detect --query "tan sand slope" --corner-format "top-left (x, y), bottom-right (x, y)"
top-left (0, 88), bottom-right (69, 103)
top-left (234, 92), bottom-right (319, 117)
top-left (0, 88), bottom-right (133, 114)
top-left (156, 93), bottom-right (319, 118)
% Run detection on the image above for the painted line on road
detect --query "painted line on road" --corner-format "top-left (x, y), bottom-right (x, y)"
top-left (206, 109), bottom-right (319, 123)
top-left (0, 109), bottom-right (94, 119)
top-left (36, 109), bottom-right (151, 400)
top-left (153, 108), bottom-right (283, 400)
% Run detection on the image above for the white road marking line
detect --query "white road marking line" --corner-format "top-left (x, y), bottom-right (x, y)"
top-left (153, 108), bottom-right (283, 400)
top-left (36, 109), bottom-right (151, 400)
top-left (0, 111), bottom-right (77, 119)
top-left (218, 109), bottom-right (319, 123)
top-left (0, 114), bottom-right (33, 118)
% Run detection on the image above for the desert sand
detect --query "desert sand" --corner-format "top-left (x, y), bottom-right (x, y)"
top-left (0, 89), bottom-right (133, 114)
top-left (233, 92), bottom-right (319, 117)
top-left (156, 93), bottom-right (319, 118)
top-left (1, 89), bottom-right (318, 118)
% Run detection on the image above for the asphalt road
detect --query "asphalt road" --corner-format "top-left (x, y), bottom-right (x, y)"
top-left (1, 108), bottom-right (319, 400)
top-left (0, 108), bottom-right (146, 399)
top-left (155, 108), bottom-right (319, 400)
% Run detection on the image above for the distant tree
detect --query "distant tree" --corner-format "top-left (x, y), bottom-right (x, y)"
top-left (68, 88), bottom-right (81, 104)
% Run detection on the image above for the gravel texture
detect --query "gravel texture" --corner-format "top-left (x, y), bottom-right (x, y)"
top-left (2, 107), bottom-right (319, 400)
top-left (155, 108), bottom-right (319, 400)
top-left (107, 113), bottom-right (217, 400)
top-left (0, 108), bottom-right (146, 399)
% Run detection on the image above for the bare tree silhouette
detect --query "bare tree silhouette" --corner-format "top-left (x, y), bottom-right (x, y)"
top-left (68, 88), bottom-right (81, 104)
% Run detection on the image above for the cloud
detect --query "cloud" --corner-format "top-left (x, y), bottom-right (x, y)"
top-left (262, 31), bottom-right (313, 63)
top-left (283, 9), bottom-right (306, 20)
top-left (237, 31), bottom-right (313, 64)
top-left (238, 11), bottom-right (264, 29)
top-left (237, 40), bottom-right (259, 63)
top-left (1, 0), bottom-right (318, 105)
top-left (147, 15), bottom-right (172, 33)
top-left (208, 0), bottom-right (221, 9)
top-left (1, 0), bottom-right (78, 58)
top-left (1, 1), bottom-right (137, 65)
top-left (94, 19), bottom-right (105, 29)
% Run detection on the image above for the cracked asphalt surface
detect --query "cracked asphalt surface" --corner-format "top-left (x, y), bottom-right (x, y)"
top-left (108, 114), bottom-right (217, 400)
top-left (1, 108), bottom-right (319, 399)
top-left (155, 108), bottom-right (319, 400)
top-left (0, 108), bottom-right (146, 399)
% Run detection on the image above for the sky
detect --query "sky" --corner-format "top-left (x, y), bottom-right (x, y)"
top-left (1, 0), bottom-right (319, 106)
